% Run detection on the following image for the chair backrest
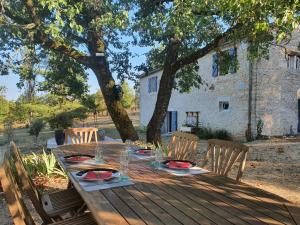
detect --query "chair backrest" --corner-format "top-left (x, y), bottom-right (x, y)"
top-left (64, 127), bottom-right (98, 144)
top-left (204, 139), bottom-right (249, 181)
top-left (168, 132), bottom-right (199, 161)
top-left (0, 149), bottom-right (35, 225)
top-left (10, 142), bottom-right (52, 224)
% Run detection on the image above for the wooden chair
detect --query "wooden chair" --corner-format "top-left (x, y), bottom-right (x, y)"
top-left (168, 132), bottom-right (199, 161)
top-left (203, 139), bottom-right (249, 181)
top-left (0, 149), bottom-right (97, 225)
top-left (10, 142), bottom-right (85, 223)
top-left (64, 128), bottom-right (98, 144)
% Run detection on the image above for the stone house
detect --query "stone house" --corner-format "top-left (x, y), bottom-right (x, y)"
top-left (139, 32), bottom-right (300, 139)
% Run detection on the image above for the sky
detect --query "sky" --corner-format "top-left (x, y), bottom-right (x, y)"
top-left (0, 44), bottom-right (150, 100)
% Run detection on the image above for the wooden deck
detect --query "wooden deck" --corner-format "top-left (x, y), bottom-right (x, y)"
top-left (54, 143), bottom-right (300, 225)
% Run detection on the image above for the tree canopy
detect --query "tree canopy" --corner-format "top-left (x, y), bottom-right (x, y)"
top-left (0, 0), bottom-right (139, 141)
top-left (121, 82), bottom-right (135, 109)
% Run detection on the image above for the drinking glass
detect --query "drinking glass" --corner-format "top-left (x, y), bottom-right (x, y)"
top-left (125, 139), bottom-right (135, 152)
top-left (95, 142), bottom-right (103, 163)
top-left (119, 150), bottom-right (130, 181)
top-left (154, 148), bottom-right (163, 169)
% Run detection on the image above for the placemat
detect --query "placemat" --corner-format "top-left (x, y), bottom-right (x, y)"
top-left (60, 157), bottom-right (105, 168)
top-left (71, 172), bottom-right (134, 192)
top-left (158, 166), bottom-right (209, 176)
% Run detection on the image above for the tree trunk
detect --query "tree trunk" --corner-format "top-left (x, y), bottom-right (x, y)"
top-left (91, 58), bottom-right (139, 142)
top-left (146, 38), bottom-right (181, 144)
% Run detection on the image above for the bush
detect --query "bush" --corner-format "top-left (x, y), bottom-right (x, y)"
top-left (48, 112), bottom-right (73, 129)
top-left (197, 127), bottom-right (214, 139)
top-left (213, 129), bottom-right (232, 140)
top-left (197, 127), bottom-right (232, 140)
top-left (29, 118), bottom-right (45, 141)
top-left (3, 119), bottom-right (14, 143)
top-left (48, 107), bottom-right (88, 129)
top-left (256, 119), bottom-right (264, 139)
top-left (23, 150), bottom-right (66, 178)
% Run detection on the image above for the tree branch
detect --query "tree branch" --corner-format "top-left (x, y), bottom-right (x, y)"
top-left (23, 0), bottom-right (91, 66)
top-left (173, 23), bottom-right (242, 71)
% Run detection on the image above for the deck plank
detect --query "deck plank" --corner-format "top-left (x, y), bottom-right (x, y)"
top-left (158, 180), bottom-right (267, 225)
top-left (113, 188), bottom-right (164, 225)
top-left (193, 175), bottom-right (295, 224)
top-left (101, 189), bottom-right (146, 225)
top-left (125, 185), bottom-right (182, 225)
top-left (285, 203), bottom-right (300, 225)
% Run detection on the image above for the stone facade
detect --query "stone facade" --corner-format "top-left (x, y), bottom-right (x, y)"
top-left (254, 31), bottom-right (300, 136)
top-left (139, 32), bottom-right (300, 139)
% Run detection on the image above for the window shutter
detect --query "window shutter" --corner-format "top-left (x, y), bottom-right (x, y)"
top-left (212, 54), bottom-right (218, 77)
top-left (229, 48), bottom-right (237, 74)
top-left (171, 111), bottom-right (178, 132)
top-left (154, 77), bottom-right (157, 92)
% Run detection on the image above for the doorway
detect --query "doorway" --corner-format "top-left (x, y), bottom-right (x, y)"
top-left (161, 111), bottom-right (178, 133)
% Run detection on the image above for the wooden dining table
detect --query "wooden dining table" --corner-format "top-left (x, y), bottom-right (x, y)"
top-left (53, 142), bottom-right (300, 225)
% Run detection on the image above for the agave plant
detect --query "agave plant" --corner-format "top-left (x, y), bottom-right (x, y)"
top-left (24, 150), bottom-right (66, 178)
top-left (157, 143), bottom-right (169, 157)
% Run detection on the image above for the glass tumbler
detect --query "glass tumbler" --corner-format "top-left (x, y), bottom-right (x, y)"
top-left (95, 142), bottom-right (103, 163)
top-left (119, 150), bottom-right (130, 181)
top-left (154, 148), bottom-right (163, 169)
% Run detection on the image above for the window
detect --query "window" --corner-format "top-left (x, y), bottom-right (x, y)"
top-left (288, 55), bottom-right (300, 71)
top-left (219, 101), bottom-right (229, 112)
top-left (185, 112), bottom-right (199, 127)
top-left (212, 48), bottom-right (237, 77)
top-left (148, 76), bottom-right (157, 93)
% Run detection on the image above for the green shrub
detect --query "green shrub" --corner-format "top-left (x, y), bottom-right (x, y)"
top-left (48, 107), bottom-right (88, 129)
top-left (213, 129), bottom-right (232, 140)
top-left (23, 150), bottom-right (66, 178)
top-left (256, 119), bottom-right (264, 139)
top-left (48, 112), bottom-right (74, 129)
top-left (197, 127), bottom-right (214, 139)
top-left (197, 127), bottom-right (232, 140)
top-left (29, 118), bottom-right (45, 141)
top-left (3, 119), bottom-right (14, 143)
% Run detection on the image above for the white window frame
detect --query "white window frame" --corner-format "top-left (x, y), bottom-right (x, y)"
top-left (219, 101), bottom-right (230, 112)
top-left (288, 55), bottom-right (300, 71)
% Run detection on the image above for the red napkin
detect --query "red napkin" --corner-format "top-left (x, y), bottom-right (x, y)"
top-left (84, 171), bottom-right (113, 180)
top-left (168, 161), bottom-right (191, 169)
top-left (137, 149), bottom-right (151, 155)
top-left (65, 156), bottom-right (90, 162)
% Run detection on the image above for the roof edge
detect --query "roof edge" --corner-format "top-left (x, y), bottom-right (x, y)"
top-left (139, 68), bottom-right (162, 79)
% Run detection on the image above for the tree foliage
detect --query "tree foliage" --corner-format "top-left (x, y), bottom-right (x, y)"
top-left (81, 93), bottom-right (98, 115)
top-left (121, 82), bottom-right (135, 109)
top-left (29, 118), bottom-right (45, 140)
top-left (95, 90), bottom-right (107, 114)
top-left (0, 0), bottom-right (139, 141)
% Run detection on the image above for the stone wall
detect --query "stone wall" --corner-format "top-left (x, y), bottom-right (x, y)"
top-left (254, 30), bottom-right (300, 136)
